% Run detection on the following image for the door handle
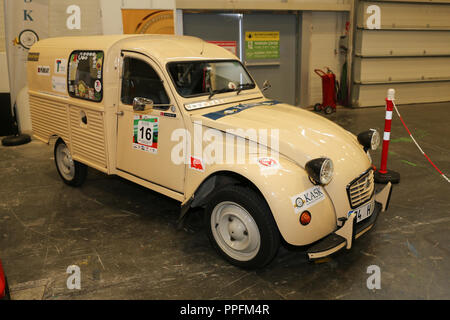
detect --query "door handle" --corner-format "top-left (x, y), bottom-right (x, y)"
top-left (116, 111), bottom-right (124, 116)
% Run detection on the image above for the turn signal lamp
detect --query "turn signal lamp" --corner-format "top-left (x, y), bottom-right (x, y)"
top-left (300, 211), bottom-right (311, 226)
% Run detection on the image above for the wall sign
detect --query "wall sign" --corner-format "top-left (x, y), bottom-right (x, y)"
top-left (207, 41), bottom-right (237, 56)
top-left (245, 31), bottom-right (280, 60)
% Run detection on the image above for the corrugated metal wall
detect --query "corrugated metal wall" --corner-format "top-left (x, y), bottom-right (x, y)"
top-left (352, 0), bottom-right (450, 107)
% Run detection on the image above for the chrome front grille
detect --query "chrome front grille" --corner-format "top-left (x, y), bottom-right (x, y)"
top-left (347, 170), bottom-right (374, 209)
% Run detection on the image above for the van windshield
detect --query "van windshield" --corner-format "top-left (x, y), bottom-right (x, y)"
top-left (167, 60), bottom-right (255, 98)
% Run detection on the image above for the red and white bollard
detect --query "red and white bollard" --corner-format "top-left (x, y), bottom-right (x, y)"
top-left (374, 89), bottom-right (400, 184)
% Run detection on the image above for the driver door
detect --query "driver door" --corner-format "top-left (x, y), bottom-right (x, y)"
top-left (116, 51), bottom-right (185, 193)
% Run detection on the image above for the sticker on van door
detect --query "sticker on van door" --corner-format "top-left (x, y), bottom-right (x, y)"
top-left (55, 59), bottom-right (67, 74)
top-left (52, 76), bottom-right (67, 93)
top-left (37, 66), bottom-right (50, 76)
top-left (133, 115), bottom-right (159, 154)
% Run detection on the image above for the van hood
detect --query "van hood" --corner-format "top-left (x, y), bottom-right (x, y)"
top-left (192, 101), bottom-right (369, 170)
top-left (191, 100), bottom-right (372, 216)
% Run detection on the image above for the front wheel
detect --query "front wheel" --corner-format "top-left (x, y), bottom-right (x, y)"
top-left (54, 139), bottom-right (87, 187)
top-left (204, 185), bottom-right (280, 269)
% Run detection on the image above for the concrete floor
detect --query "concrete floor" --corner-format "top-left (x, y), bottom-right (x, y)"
top-left (0, 102), bottom-right (449, 300)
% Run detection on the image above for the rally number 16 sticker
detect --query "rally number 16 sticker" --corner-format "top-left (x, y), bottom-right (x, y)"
top-left (133, 115), bottom-right (158, 154)
top-left (138, 121), bottom-right (153, 145)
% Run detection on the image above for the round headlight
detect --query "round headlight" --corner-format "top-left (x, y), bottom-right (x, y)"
top-left (305, 157), bottom-right (334, 185)
top-left (370, 130), bottom-right (380, 151)
top-left (357, 129), bottom-right (380, 151)
top-left (320, 158), bottom-right (334, 184)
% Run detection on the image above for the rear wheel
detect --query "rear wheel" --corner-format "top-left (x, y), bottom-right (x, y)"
top-left (204, 185), bottom-right (280, 269)
top-left (313, 103), bottom-right (322, 112)
top-left (54, 139), bottom-right (87, 187)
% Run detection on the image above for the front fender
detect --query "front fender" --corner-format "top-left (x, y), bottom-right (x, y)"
top-left (186, 154), bottom-right (338, 246)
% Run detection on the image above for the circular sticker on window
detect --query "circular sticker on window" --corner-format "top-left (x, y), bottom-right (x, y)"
top-left (94, 80), bottom-right (102, 93)
top-left (228, 82), bottom-right (237, 90)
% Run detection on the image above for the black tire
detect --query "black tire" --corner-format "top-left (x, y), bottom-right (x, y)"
top-left (1, 134), bottom-right (31, 146)
top-left (324, 105), bottom-right (334, 115)
top-left (313, 103), bottom-right (322, 112)
top-left (54, 139), bottom-right (87, 187)
top-left (204, 185), bottom-right (280, 269)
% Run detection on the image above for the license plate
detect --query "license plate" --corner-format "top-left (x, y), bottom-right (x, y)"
top-left (349, 200), bottom-right (375, 223)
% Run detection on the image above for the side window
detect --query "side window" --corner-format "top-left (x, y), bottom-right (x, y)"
top-left (68, 51), bottom-right (104, 102)
top-left (121, 57), bottom-right (170, 108)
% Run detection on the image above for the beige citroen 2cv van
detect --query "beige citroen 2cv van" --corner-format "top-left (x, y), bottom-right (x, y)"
top-left (27, 35), bottom-right (392, 268)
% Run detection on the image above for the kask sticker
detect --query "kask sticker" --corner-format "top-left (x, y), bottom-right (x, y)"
top-left (133, 115), bottom-right (158, 154)
top-left (291, 186), bottom-right (325, 214)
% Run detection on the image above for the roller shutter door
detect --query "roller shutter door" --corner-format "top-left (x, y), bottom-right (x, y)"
top-left (352, 0), bottom-right (450, 107)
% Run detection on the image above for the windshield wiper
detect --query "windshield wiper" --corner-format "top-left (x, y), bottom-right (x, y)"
top-left (207, 83), bottom-right (255, 99)
top-left (208, 87), bottom-right (234, 99)
top-left (236, 83), bottom-right (255, 95)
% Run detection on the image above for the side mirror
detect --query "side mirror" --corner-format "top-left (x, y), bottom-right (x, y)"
top-left (133, 97), bottom-right (154, 112)
top-left (262, 80), bottom-right (271, 92)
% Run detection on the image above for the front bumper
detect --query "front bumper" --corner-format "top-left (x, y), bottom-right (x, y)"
top-left (307, 182), bottom-right (392, 260)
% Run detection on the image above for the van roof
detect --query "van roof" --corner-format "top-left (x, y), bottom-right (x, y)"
top-left (32, 34), bottom-right (237, 63)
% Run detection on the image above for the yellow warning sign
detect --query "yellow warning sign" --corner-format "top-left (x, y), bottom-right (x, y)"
top-left (245, 31), bottom-right (279, 41)
top-left (245, 31), bottom-right (280, 60)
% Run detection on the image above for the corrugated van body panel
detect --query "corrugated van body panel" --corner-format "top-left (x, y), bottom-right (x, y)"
top-left (69, 106), bottom-right (107, 168)
top-left (29, 93), bottom-right (70, 145)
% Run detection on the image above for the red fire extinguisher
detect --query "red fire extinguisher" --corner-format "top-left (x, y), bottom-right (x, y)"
top-left (313, 67), bottom-right (338, 115)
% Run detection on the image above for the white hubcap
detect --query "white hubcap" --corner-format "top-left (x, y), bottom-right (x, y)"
top-left (56, 143), bottom-right (75, 181)
top-left (211, 201), bottom-right (260, 261)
